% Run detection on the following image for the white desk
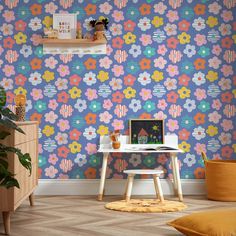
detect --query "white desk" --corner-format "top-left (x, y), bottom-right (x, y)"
top-left (97, 135), bottom-right (184, 201)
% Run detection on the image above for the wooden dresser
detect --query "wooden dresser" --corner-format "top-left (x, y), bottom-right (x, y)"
top-left (0, 121), bottom-right (38, 235)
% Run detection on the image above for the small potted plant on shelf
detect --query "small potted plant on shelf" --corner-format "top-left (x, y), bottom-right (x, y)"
top-left (0, 86), bottom-right (31, 188)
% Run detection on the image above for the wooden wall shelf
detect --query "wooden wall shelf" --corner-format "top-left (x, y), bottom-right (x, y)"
top-left (40, 38), bottom-right (107, 55)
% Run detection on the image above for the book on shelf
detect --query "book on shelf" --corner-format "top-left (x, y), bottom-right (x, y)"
top-left (124, 145), bottom-right (178, 151)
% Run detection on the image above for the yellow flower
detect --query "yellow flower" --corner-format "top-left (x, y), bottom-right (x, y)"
top-left (179, 141), bottom-right (190, 152)
top-left (123, 87), bottom-right (136, 99)
top-left (97, 125), bottom-right (109, 136)
top-left (206, 71), bottom-right (218, 82)
top-left (69, 87), bottom-right (81, 99)
top-left (232, 34), bottom-right (236, 44)
top-left (14, 87), bottom-right (27, 95)
top-left (233, 144), bottom-right (236, 153)
top-left (178, 87), bottom-right (191, 99)
top-left (152, 16), bottom-right (164, 28)
top-left (206, 16), bottom-right (218, 28)
top-left (42, 71), bottom-right (54, 82)
top-left (14, 32), bottom-right (27, 44)
top-left (42, 16), bottom-right (53, 28)
top-left (42, 125), bottom-right (54, 137)
top-left (206, 125), bottom-right (218, 137)
top-left (151, 70), bottom-right (164, 82)
top-left (178, 32), bottom-right (191, 44)
top-left (69, 141), bottom-right (81, 154)
top-left (123, 32), bottom-right (136, 44)
top-left (97, 70), bottom-right (109, 82)
top-left (232, 89), bottom-right (236, 98)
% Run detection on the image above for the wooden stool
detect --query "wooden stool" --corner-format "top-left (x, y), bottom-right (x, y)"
top-left (124, 169), bottom-right (164, 202)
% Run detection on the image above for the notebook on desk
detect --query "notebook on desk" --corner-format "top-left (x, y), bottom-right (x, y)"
top-left (124, 144), bottom-right (178, 151)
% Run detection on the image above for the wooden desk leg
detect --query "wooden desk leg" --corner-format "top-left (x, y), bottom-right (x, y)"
top-left (153, 174), bottom-right (164, 203)
top-left (170, 155), bottom-right (178, 195)
top-left (2, 211), bottom-right (10, 235)
top-left (125, 174), bottom-right (134, 202)
top-left (29, 193), bottom-right (34, 206)
top-left (98, 152), bottom-right (109, 201)
top-left (172, 154), bottom-right (183, 202)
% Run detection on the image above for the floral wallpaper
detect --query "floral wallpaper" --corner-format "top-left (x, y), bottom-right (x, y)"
top-left (0, 0), bottom-right (235, 180)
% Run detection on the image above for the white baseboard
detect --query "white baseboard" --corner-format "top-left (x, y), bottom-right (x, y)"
top-left (35, 179), bottom-right (206, 196)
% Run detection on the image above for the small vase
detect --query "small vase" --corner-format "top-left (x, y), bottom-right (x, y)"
top-left (15, 105), bottom-right (25, 121)
top-left (112, 141), bottom-right (120, 149)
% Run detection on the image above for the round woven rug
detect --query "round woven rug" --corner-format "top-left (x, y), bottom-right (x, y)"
top-left (105, 199), bottom-right (187, 213)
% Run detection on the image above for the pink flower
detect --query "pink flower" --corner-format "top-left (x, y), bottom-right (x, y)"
top-left (112, 10), bottom-right (124, 22)
top-left (194, 88), bottom-right (207, 100)
top-left (167, 119), bottom-right (179, 132)
top-left (154, 56), bottom-right (167, 69)
top-left (154, 111), bottom-right (167, 120)
top-left (221, 119), bottom-right (233, 131)
top-left (194, 34), bottom-right (207, 46)
top-left (167, 65), bottom-right (179, 77)
top-left (0, 78), bottom-right (13, 90)
top-left (45, 2), bottom-right (58, 14)
top-left (99, 111), bottom-right (112, 124)
top-left (99, 56), bottom-right (112, 69)
top-left (157, 99), bottom-right (168, 110)
top-left (112, 119), bottom-right (124, 130)
top-left (221, 65), bottom-right (233, 77)
top-left (99, 2), bottom-right (112, 14)
top-left (212, 45), bottom-right (222, 56)
top-left (3, 65), bottom-right (15, 77)
top-left (208, 111), bottom-right (222, 124)
top-left (166, 10), bottom-right (179, 22)
top-left (30, 34), bottom-right (42, 46)
top-left (45, 56), bottom-right (58, 69)
top-left (60, 159), bottom-right (73, 173)
top-left (106, 45), bottom-right (113, 56)
top-left (154, 2), bottom-right (167, 14)
top-left (57, 119), bottom-right (70, 132)
top-left (45, 166), bottom-right (58, 178)
top-left (221, 10), bottom-right (233, 22)
top-left (5, 50), bottom-right (18, 63)
top-left (157, 45), bottom-right (167, 56)
top-left (212, 99), bottom-right (222, 110)
top-left (57, 65), bottom-right (70, 77)
top-left (85, 143), bottom-right (97, 155)
top-left (219, 133), bottom-right (231, 145)
top-left (45, 111), bottom-right (58, 124)
top-left (114, 159), bottom-right (128, 172)
top-left (59, 54), bottom-right (73, 63)
top-left (38, 144), bottom-right (43, 154)
top-left (85, 88), bottom-right (98, 101)
top-left (112, 65), bottom-right (124, 77)
top-left (31, 88), bottom-right (43, 101)
top-left (59, 0), bottom-right (73, 9)
top-left (208, 56), bottom-right (221, 69)
top-left (48, 99), bottom-right (58, 110)
top-left (194, 143), bottom-right (206, 155)
top-left (208, 2), bottom-right (221, 14)
top-left (139, 88), bottom-right (152, 101)
top-left (103, 99), bottom-right (113, 110)
top-left (48, 154), bottom-right (58, 165)
top-left (3, 10), bottom-right (15, 22)
top-left (114, 104), bottom-right (128, 118)
top-left (140, 34), bottom-right (152, 46)
top-left (218, 78), bottom-right (231, 90)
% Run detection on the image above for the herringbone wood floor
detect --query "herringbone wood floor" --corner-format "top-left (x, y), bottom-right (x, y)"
top-left (1, 195), bottom-right (235, 236)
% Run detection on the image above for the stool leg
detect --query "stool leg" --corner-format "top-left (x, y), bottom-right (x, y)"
top-left (153, 174), bottom-right (164, 203)
top-left (124, 178), bottom-right (129, 199)
top-left (125, 174), bottom-right (134, 202)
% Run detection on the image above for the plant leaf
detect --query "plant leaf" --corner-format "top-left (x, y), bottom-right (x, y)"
top-left (1, 107), bottom-right (18, 121)
top-left (0, 119), bottom-right (25, 134)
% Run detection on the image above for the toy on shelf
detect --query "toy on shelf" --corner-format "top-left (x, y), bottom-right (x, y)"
top-left (109, 130), bottom-right (121, 149)
top-left (90, 17), bottom-right (109, 41)
top-left (43, 27), bottom-right (58, 39)
top-left (15, 94), bottom-right (26, 121)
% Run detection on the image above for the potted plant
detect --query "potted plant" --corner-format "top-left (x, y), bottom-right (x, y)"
top-left (0, 86), bottom-right (31, 188)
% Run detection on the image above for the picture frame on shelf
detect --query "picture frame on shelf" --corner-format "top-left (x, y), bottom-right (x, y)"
top-left (53, 13), bottom-right (77, 39)
top-left (129, 119), bottom-right (164, 144)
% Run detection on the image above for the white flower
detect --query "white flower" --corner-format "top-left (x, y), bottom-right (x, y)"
top-left (75, 154), bottom-right (87, 167)
top-left (99, 2), bottom-right (112, 15)
top-left (29, 17), bottom-right (42, 31)
top-left (0, 78), bottom-right (13, 90)
top-left (45, 111), bottom-right (58, 124)
top-left (75, 99), bottom-right (87, 112)
top-left (0, 23), bottom-right (13, 36)
top-left (110, 23), bottom-right (122, 36)
top-left (29, 72), bottom-right (42, 86)
top-left (218, 132), bottom-right (231, 145)
top-left (138, 17), bottom-right (151, 31)
top-left (138, 72), bottom-right (151, 86)
top-left (192, 72), bottom-right (206, 86)
top-left (164, 78), bottom-right (177, 90)
top-left (192, 126), bottom-right (205, 140)
top-left (183, 99), bottom-right (196, 112)
top-left (55, 132), bottom-right (68, 145)
top-left (129, 99), bottom-right (141, 112)
top-left (129, 44), bottom-right (141, 58)
top-left (55, 78), bottom-right (68, 90)
top-left (192, 17), bottom-right (205, 31)
top-left (20, 45), bottom-right (32, 57)
top-left (109, 78), bottom-right (122, 90)
top-left (183, 153), bottom-right (196, 167)
top-left (164, 23), bottom-right (177, 36)
top-left (129, 154), bottom-right (142, 167)
top-left (183, 45), bottom-right (196, 58)
top-left (83, 72), bottom-right (96, 86)
top-left (83, 17), bottom-right (95, 31)
top-left (83, 126), bottom-right (96, 140)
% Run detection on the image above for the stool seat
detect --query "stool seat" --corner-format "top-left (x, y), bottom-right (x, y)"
top-left (124, 169), bottom-right (164, 175)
